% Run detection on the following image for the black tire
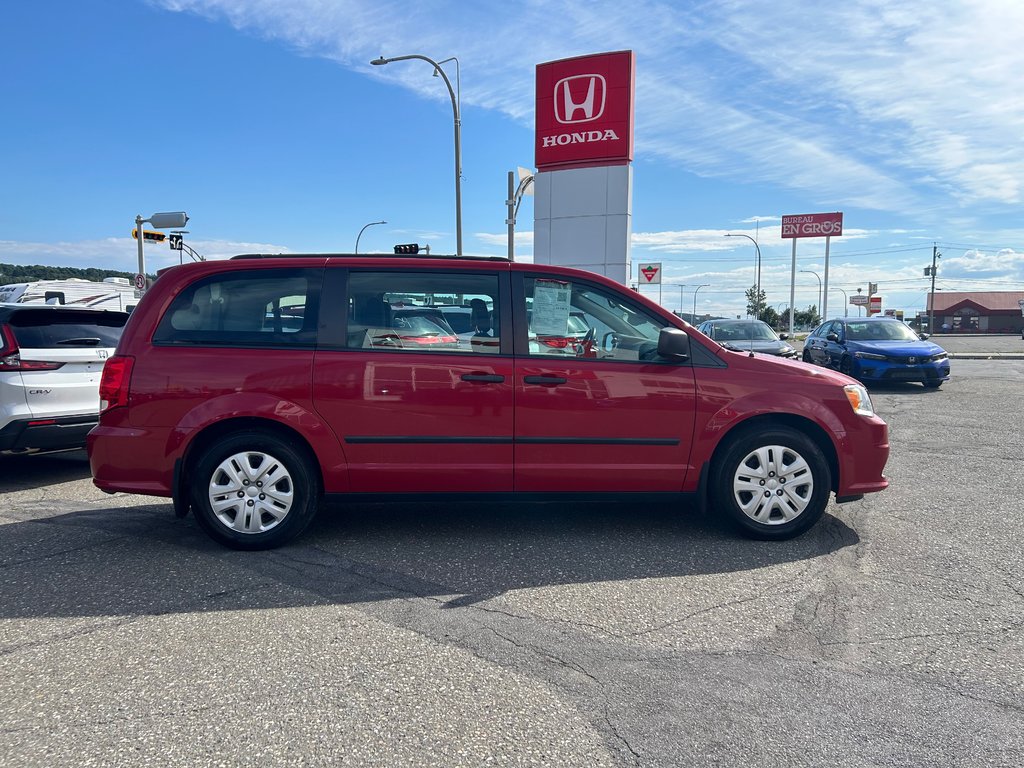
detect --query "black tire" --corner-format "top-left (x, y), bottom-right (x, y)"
top-left (190, 431), bottom-right (320, 550)
top-left (712, 427), bottom-right (832, 540)
top-left (801, 349), bottom-right (813, 363)
top-left (924, 381), bottom-right (943, 389)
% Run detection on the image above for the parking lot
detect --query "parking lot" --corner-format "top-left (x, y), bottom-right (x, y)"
top-left (2, 355), bottom-right (1023, 767)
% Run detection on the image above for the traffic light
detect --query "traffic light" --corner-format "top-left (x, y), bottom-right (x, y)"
top-left (132, 229), bottom-right (166, 243)
top-left (393, 243), bottom-right (420, 255)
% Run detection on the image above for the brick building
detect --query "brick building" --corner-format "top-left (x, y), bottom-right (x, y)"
top-left (925, 291), bottom-right (1024, 333)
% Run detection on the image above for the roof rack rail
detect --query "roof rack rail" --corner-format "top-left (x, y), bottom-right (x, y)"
top-left (230, 253), bottom-right (513, 262)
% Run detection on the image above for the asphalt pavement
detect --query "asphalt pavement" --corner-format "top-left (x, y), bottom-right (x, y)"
top-left (1, 351), bottom-right (1022, 767)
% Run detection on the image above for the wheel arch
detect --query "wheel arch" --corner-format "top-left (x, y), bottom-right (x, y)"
top-left (174, 416), bottom-right (326, 515)
top-left (706, 413), bottom-right (839, 496)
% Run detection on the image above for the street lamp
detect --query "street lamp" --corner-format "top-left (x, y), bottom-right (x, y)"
top-left (372, 53), bottom-right (462, 256)
top-left (507, 167), bottom-right (534, 260)
top-left (354, 220), bottom-right (387, 254)
top-left (725, 233), bottom-right (762, 319)
top-left (830, 287), bottom-right (848, 317)
top-left (692, 284), bottom-right (710, 321)
top-left (134, 211), bottom-right (188, 296)
top-left (674, 284), bottom-right (687, 316)
top-left (800, 269), bottom-right (822, 323)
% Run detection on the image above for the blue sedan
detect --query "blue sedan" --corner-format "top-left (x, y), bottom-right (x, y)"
top-left (803, 317), bottom-right (950, 388)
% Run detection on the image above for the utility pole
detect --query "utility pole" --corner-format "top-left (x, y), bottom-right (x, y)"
top-left (927, 244), bottom-right (940, 333)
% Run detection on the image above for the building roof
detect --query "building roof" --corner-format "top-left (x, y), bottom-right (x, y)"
top-left (928, 291), bottom-right (1024, 313)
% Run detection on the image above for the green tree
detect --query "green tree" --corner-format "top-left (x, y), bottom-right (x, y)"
top-left (744, 284), bottom-right (767, 320)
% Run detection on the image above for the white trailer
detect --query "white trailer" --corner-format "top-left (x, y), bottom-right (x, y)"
top-left (0, 278), bottom-right (138, 311)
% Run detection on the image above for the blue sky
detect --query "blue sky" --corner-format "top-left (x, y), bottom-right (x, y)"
top-left (2, 0), bottom-right (1022, 320)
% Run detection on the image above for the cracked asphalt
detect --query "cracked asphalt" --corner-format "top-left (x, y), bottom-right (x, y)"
top-left (1, 355), bottom-right (1022, 767)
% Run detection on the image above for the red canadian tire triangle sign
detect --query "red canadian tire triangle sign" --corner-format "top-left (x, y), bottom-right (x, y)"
top-left (639, 263), bottom-right (662, 284)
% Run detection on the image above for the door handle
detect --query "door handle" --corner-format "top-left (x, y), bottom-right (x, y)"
top-left (523, 375), bottom-right (567, 386)
top-left (461, 373), bottom-right (505, 383)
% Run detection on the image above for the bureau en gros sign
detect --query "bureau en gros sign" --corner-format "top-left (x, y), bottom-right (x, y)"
top-left (781, 212), bottom-right (844, 238)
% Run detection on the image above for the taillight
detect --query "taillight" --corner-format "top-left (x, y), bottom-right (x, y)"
top-left (98, 355), bottom-right (135, 413)
top-left (0, 324), bottom-right (65, 371)
top-left (539, 336), bottom-right (572, 349)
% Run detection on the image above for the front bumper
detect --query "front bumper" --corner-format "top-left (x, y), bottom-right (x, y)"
top-left (857, 361), bottom-right (950, 384)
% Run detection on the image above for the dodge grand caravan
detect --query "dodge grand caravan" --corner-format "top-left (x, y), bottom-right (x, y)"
top-left (88, 254), bottom-right (889, 549)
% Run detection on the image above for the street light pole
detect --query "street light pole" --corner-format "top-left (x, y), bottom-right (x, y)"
top-left (676, 284), bottom-right (687, 316)
top-left (355, 220), bottom-right (387, 254)
top-left (800, 269), bottom-right (822, 323)
top-left (372, 54), bottom-right (462, 256)
top-left (725, 233), bottom-right (761, 319)
top-left (692, 284), bottom-right (710, 322)
top-left (831, 287), bottom-right (848, 317)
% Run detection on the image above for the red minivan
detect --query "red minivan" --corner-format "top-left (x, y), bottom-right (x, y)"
top-left (88, 254), bottom-right (888, 549)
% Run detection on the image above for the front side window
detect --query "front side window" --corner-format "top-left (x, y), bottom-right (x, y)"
top-left (345, 271), bottom-right (502, 354)
top-left (153, 268), bottom-right (318, 347)
top-left (523, 276), bottom-right (669, 363)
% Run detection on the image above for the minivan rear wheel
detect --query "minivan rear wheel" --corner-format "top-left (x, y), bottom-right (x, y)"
top-left (713, 427), bottom-right (831, 540)
top-left (190, 431), bottom-right (319, 550)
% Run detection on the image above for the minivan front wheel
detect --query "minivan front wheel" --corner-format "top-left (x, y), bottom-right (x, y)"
top-left (191, 431), bottom-right (319, 550)
top-left (713, 427), bottom-right (831, 540)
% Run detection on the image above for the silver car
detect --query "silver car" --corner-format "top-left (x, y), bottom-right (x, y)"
top-left (696, 319), bottom-right (798, 358)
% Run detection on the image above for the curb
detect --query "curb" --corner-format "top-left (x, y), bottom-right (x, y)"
top-left (947, 353), bottom-right (1024, 360)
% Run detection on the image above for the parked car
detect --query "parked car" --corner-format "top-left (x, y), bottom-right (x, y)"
top-left (1, 304), bottom-right (129, 454)
top-left (803, 317), bottom-right (950, 388)
top-left (88, 254), bottom-right (889, 550)
top-left (696, 319), bottom-right (798, 358)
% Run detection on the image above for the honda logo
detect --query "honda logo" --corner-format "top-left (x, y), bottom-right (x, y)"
top-left (907, 356), bottom-right (917, 364)
top-left (554, 74), bottom-right (606, 124)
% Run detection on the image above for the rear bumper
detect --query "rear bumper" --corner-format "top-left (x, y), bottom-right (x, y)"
top-left (88, 423), bottom-right (175, 497)
top-left (0, 414), bottom-right (97, 453)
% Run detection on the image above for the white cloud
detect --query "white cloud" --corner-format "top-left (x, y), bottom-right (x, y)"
top-left (154, 0), bottom-right (1023, 213)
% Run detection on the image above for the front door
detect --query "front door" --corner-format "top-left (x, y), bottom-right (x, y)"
top-left (512, 273), bottom-right (697, 493)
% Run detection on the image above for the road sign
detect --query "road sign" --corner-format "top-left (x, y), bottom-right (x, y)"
top-left (638, 263), bottom-right (662, 284)
top-left (133, 273), bottom-right (146, 291)
top-left (850, 295), bottom-right (869, 306)
top-left (168, 234), bottom-right (183, 250)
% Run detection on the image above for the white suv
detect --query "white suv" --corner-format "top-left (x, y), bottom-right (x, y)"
top-left (0, 303), bottom-right (128, 454)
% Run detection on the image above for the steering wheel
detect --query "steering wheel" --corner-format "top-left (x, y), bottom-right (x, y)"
top-left (577, 327), bottom-right (598, 358)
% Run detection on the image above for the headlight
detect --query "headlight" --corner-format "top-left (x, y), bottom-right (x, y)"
top-left (780, 345), bottom-right (795, 356)
top-left (844, 384), bottom-right (875, 417)
top-left (932, 353), bottom-right (948, 361)
top-left (854, 351), bottom-right (887, 360)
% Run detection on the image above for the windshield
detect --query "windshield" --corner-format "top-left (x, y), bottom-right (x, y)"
top-left (845, 321), bottom-right (920, 341)
top-left (710, 322), bottom-right (778, 342)
top-left (392, 311), bottom-right (455, 336)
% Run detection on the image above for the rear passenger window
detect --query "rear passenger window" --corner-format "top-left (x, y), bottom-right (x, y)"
top-left (153, 269), bottom-right (319, 347)
top-left (344, 272), bottom-right (501, 354)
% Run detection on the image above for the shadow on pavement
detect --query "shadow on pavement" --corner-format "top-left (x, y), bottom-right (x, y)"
top-left (0, 449), bottom-right (92, 491)
top-left (0, 497), bottom-right (859, 620)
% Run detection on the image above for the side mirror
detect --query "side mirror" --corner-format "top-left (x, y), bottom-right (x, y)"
top-left (826, 332), bottom-right (840, 342)
top-left (658, 327), bottom-right (691, 360)
top-left (919, 332), bottom-right (930, 340)
top-left (778, 332), bottom-right (789, 340)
